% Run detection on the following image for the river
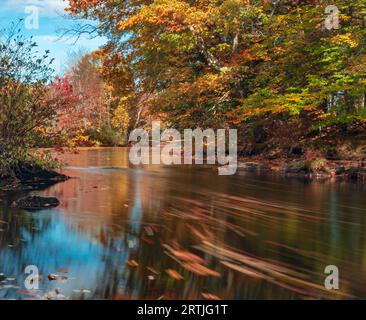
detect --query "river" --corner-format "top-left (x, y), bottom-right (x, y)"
top-left (1, 147), bottom-right (366, 300)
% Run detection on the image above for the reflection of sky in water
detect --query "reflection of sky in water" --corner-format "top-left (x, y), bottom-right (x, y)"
top-left (130, 171), bottom-right (142, 235)
top-left (0, 209), bottom-right (133, 299)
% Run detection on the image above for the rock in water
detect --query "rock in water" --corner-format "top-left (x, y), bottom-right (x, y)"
top-left (13, 196), bottom-right (60, 211)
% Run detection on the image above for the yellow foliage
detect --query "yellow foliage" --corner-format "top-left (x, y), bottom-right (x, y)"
top-left (330, 33), bottom-right (358, 49)
top-left (112, 98), bottom-right (130, 133)
top-left (67, 130), bottom-right (97, 148)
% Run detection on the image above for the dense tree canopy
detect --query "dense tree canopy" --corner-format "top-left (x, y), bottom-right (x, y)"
top-left (66, 0), bottom-right (366, 136)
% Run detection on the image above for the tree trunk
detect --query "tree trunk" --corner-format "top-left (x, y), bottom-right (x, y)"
top-left (189, 25), bottom-right (221, 71)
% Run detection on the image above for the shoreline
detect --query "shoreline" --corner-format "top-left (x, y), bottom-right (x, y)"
top-left (0, 165), bottom-right (69, 193)
top-left (237, 156), bottom-right (366, 181)
top-left (2, 147), bottom-right (366, 194)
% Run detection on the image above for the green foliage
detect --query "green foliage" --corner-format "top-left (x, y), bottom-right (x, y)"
top-left (84, 127), bottom-right (127, 146)
top-left (0, 23), bottom-right (57, 175)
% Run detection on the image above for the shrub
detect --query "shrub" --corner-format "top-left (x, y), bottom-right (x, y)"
top-left (0, 24), bottom-right (59, 175)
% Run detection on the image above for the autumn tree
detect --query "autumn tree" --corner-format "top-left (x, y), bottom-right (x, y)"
top-left (55, 50), bottom-right (130, 146)
top-left (66, 0), bottom-right (366, 153)
top-left (0, 24), bottom-right (63, 176)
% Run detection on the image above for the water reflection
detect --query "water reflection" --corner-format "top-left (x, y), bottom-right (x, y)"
top-left (1, 148), bottom-right (366, 299)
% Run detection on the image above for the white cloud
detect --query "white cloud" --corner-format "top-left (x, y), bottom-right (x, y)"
top-left (3, 0), bottom-right (67, 17)
top-left (33, 34), bottom-right (59, 42)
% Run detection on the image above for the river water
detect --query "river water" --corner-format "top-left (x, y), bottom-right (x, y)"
top-left (1, 147), bottom-right (366, 300)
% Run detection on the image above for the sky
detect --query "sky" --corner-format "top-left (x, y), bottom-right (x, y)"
top-left (0, 0), bottom-right (107, 74)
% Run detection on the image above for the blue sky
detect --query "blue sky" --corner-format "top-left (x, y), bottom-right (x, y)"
top-left (0, 0), bottom-right (107, 74)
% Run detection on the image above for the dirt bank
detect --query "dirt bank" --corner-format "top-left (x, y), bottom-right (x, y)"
top-left (0, 164), bottom-right (69, 192)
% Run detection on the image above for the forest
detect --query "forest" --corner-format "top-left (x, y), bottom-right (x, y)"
top-left (1, 0), bottom-right (366, 302)
top-left (65, 0), bottom-right (366, 160)
top-left (1, 0), bottom-right (366, 180)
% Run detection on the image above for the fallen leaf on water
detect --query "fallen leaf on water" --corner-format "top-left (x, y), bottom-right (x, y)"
top-left (146, 267), bottom-right (159, 275)
top-left (182, 263), bottom-right (220, 277)
top-left (142, 236), bottom-right (155, 245)
top-left (186, 225), bottom-right (208, 241)
top-left (202, 293), bottom-right (222, 301)
top-left (48, 274), bottom-right (57, 281)
top-left (163, 245), bottom-right (204, 264)
top-left (57, 268), bottom-right (68, 274)
top-left (196, 242), bottom-right (350, 299)
top-left (166, 269), bottom-right (184, 281)
top-left (221, 261), bottom-right (267, 279)
top-left (0, 220), bottom-right (8, 225)
top-left (127, 260), bottom-right (139, 268)
top-left (48, 274), bottom-right (68, 281)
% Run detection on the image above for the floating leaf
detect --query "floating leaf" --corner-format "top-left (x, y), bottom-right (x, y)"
top-left (48, 274), bottom-right (58, 281)
top-left (47, 274), bottom-right (68, 281)
top-left (163, 245), bottom-right (204, 264)
top-left (166, 269), bottom-right (184, 280)
top-left (147, 267), bottom-right (159, 275)
top-left (202, 293), bottom-right (221, 300)
top-left (57, 268), bottom-right (68, 274)
top-left (127, 260), bottom-right (139, 268)
top-left (182, 263), bottom-right (220, 277)
top-left (221, 261), bottom-right (266, 279)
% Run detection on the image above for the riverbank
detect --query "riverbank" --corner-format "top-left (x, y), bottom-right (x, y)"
top-left (4, 147), bottom-right (366, 191)
top-left (237, 156), bottom-right (366, 181)
top-left (0, 164), bottom-right (69, 192)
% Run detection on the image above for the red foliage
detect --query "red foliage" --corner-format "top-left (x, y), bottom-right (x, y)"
top-left (49, 76), bottom-right (83, 134)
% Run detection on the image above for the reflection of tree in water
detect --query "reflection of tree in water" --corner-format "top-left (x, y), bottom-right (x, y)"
top-left (3, 148), bottom-right (366, 299)
top-left (92, 171), bottom-right (144, 299)
top-left (108, 171), bottom-right (366, 299)
top-left (0, 201), bottom-right (54, 299)
top-left (0, 197), bottom-right (131, 299)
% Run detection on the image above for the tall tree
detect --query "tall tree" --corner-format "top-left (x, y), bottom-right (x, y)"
top-left (66, 0), bottom-right (366, 141)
